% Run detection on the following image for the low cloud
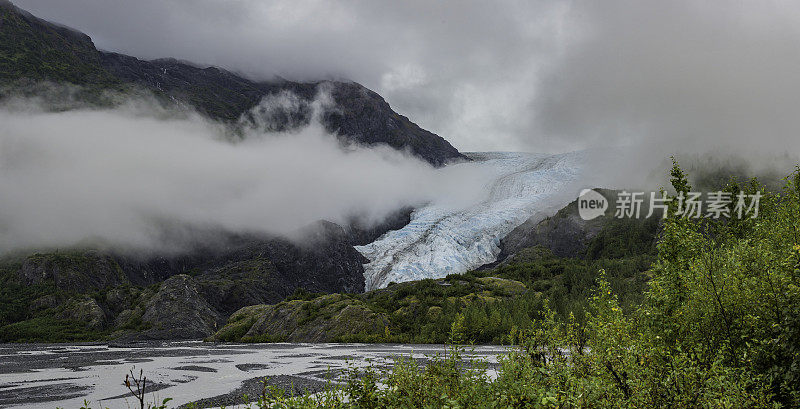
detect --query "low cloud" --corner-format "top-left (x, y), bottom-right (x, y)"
top-left (0, 94), bottom-right (495, 255)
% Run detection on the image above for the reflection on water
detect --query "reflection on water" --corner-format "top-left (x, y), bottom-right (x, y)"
top-left (0, 342), bottom-right (509, 408)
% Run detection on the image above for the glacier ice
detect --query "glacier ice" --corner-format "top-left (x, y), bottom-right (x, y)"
top-left (356, 151), bottom-right (586, 290)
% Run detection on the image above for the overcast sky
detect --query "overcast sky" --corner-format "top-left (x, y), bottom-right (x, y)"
top-left (14, 0), bottom-right (800, 155)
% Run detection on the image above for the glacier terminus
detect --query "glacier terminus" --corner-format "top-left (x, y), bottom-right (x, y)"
top-left (356, 151), bottom-right (586, 290)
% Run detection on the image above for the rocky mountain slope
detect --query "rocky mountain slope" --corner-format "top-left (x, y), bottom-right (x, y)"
top-left (0, 1), bottom-right (472, 342)
top-left (0, 0), bottom-right (465, 166)
top-left (497, 189), bottom-right (660, 262)
top-left (0, 222), bottom-right (368, 341)
top-left (0, 0), bottom-right (118, 86)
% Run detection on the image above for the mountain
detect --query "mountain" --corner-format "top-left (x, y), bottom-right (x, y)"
top-left (0, 187), bottom-right (661, 342)
top-left (0, 0), bottom-right (118, 86)
top-left (212, 191), bottom-right (661, 345)
top-left (0, 1), bottom-right (467, 341)
top-left (0, 222), bottom-right (368, 341)
top-left (0, 0), bottom-right (465, 166)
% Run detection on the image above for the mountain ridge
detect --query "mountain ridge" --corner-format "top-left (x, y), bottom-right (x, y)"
top-left (0, 0), bottom-right (465, 166)
top-left (0, 1), bottom-right (450, 341)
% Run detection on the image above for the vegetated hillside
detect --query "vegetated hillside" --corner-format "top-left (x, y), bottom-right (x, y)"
top-left (213, 275), bottom-right (530, 343)
top-left (0, 222), bottom-right (368, 342)
top-left (214, 192), bottom-right (660, 344)
top-left (0, 187), bottom-right (659, 343)
top-left (499, 188), bottom-right (661, 261)
top-left (0, 1), bottom-right (465, 166)
top-left (0, 0), bottom-right (117, 85)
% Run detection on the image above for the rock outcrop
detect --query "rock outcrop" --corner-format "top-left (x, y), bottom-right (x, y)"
top-left (213, 275), bottom-right (528, 343)
top-left (499, 199), bottom-right (606, 260)
top-left (18, 251), bottom-right (128, 293)
top-left (213, 294), bottom-right (390, 343)
top-left (137, 275), bottom-right (221, 340)
top-left (3, 221), bottom-right (372, 340)
top-left (58, 295), bottom-right (107, 329)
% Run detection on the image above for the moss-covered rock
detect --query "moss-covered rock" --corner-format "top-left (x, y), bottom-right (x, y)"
top-left (426, 306), bottom-right (443, 320)
top-left (211, 304), bottom-right (270, 341)
top-left (212, 294), bottom-right (389, 343)
top-left (29, 294), bottom-right (61, 312)
top-left (476, 277), bottom-right (527, 297)
top-left (134, 275), bottom-right (220, 340)
top-left (59, 295), bottom-right (107, 329)
top-left (17, 251), bottom-right (127, 292)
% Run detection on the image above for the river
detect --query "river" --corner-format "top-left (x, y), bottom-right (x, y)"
top-left (0, 342), bottom-right (510, 408)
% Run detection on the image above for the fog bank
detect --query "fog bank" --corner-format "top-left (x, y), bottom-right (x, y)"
top-left (0, 99), bottom-right (495, 254)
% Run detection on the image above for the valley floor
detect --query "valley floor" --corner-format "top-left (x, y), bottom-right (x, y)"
top-left (0, 342), bottom-right (509, 409)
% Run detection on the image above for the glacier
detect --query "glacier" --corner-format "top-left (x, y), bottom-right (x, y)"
top-left (356, 151), bottom-right (586, 290)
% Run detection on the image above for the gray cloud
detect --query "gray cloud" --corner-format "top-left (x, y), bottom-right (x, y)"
top-left (10, 1), bottom-right (800, 159)
top-left (12, 0), bottom-right (565, 151)
top-left (538, 1), bottom-right (800, 157)
top-left (0, 93), bottom-right (501, 254)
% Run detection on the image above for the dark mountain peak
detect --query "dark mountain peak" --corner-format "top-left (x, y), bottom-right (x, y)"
top-left (100, 54), bottom-right (467, 165)
top-left (0, 0), bottom-right (19, 12)
top-left (1, 1), bottom-right (465, 165)
top-left (0, 0), bottom-right (118, 85)
top-left (1, 2), bottom-right (88, 46)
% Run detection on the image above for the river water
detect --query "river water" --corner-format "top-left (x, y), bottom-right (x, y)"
top-left (0, 342), bottom-right (509, 408)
